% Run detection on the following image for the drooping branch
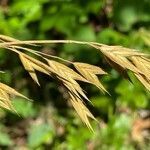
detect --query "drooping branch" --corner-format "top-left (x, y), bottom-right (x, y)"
top-left (0, 34), bottom-right (150, 130)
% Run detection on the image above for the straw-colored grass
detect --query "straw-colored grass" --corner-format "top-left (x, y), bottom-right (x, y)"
top-left (0, 35), bottom-right (150, 131)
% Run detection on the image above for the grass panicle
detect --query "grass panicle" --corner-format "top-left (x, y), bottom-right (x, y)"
top-left (0, 35), bottom-right (150, 130)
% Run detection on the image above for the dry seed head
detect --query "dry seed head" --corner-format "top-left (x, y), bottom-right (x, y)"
top-left (0, 35), bottom-right (150, 130)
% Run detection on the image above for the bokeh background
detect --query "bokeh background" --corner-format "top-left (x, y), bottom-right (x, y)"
top-left (0, 0), bottom-right (150, 149)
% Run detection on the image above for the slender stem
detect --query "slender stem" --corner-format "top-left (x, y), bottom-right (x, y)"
top-left (0, 40), bottom-right (105, 47)
top-left (0, 40), bottom-right (105, 62)
top-left (0, 39), bottom-right (104, 64)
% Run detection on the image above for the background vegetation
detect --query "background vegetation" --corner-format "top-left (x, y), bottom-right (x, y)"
top-left (0, 0), bottom-right (150, 149)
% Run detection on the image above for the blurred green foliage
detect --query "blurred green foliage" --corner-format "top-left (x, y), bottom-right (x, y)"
top-left (0, 0), bottom-right (150, 149)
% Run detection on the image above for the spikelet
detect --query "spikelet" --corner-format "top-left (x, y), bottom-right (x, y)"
top-left (0, 82), bottom-right (30, 112)
top-left (19, 53), bottom-right (51, 85)
top-left (0, 88), bottom-right (15, 111)
top-left (47, 60), bottom-right (89, 101)
top-left (131, 56), bottom-right (150, 91)
top-left (69, 93), bottom-right (96, 131)
top-left (74, 62), bottom-right (107, 93)
top-left (93, 44), bottom-right (150, 91)
top-left (47, 60), bottom-right (89, 82)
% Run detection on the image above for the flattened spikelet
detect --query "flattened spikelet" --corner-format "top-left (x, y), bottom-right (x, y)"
top-left (47, 60), bottom-right (90, 100)
top-left (19, 53), bottom-right (51, 85)
top-left (69, 93), bottom-right (96, 131)
top-left (101, 50), bottom-right (141, 74)
top-left (0, 89), bottom-right (13, 111)
top-left (23, 53), bottom-right (52, 74)
top-left (47, 60), bottom-right (88, 82)
top-left (19, 53), bottom-right (40, 85)
top-left (74, 62), bottom-right (107, 93)
top-left (0, 82), bottom-right (29, 100)
top-left (131, 56), bottom-right (150, 80)
top-left (62, 77), bottom-right (89, 101)
top-left (0, 83), bottom-right (30, 112)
